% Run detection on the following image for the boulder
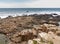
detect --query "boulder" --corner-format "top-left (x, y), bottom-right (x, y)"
top-left (38, 32), bottom-right (53, 41)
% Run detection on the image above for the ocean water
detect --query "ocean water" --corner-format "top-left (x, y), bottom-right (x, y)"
top-left (0, 8), bottom-right (60, 18)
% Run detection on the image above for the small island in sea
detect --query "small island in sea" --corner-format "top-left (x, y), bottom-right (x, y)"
top-left (0, 13), bottom-right (60, 44)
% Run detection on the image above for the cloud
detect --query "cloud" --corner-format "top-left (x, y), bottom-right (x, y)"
top-left (22, 0), bottom-right (60, 8)
top-left (0, 0), bottom-right (60, 8)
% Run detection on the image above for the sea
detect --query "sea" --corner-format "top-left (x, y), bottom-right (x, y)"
top-left (0, 8), bottom-right (60, 18)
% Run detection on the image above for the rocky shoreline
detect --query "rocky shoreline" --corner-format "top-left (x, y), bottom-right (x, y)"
top-left (0, 14), bottom-right (60, 44)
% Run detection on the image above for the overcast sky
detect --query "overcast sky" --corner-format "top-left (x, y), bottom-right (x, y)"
top-left (0, 0), bottom-right (60, 8)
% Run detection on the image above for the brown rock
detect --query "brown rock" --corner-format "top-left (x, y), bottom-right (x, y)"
top-left (0, 22), bottom-right (17, 34)
top-left (9, 41), bottom-right (16, 44)
top-left (56, 31), bottom-right (60, 36)
top-left (11, 37), bottom-right (22, 43)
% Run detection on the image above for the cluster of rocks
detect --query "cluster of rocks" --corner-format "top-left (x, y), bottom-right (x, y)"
top-left (0, 14), bottom-right (60, 44)
top-left (0, 23), bottom-right (60, 44)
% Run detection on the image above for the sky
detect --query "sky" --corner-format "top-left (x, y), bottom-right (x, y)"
top-left (0, 0), bottom-right (60, 8)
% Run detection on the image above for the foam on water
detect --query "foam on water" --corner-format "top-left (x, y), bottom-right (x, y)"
top-left (0, 11), bottom-right (60, 18)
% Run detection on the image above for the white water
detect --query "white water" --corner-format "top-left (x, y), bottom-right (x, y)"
top-left (0, 11), bottom-right (60, 18)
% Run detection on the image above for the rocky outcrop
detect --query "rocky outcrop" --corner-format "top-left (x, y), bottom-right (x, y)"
top-left (0, 14), bottom-right (60, 44)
